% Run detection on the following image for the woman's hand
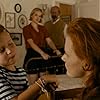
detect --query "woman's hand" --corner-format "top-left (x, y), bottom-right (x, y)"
top-left (53, 49), bottom-right (62, 56)
top-left (41, 52), bottom-right (50, 60)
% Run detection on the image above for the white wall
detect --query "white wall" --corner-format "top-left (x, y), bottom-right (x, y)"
top-left (54, 0), bottom-right (76, 5)
top-left (99, 0), bottom-right (100, 20)
top-left (77, 0), bottom-right (99, 19)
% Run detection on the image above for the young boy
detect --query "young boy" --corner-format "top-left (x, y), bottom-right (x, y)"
top-left (0, 25), bottom-right (57, 100)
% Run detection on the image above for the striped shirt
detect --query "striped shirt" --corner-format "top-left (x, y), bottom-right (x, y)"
top-left (0, 66), bottom-right (29, 100)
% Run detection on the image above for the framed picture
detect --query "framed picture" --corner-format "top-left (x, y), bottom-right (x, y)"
top-left (61, 15), bottom-right (71, 24)
top-left (10, 33), bottom-right (22, 46)
top-left (14, 3), bottom-right (22, 13)
top-left (5, 12), bottom-right (15, 28)
top-left (18, 14), bottom-right (28, 28)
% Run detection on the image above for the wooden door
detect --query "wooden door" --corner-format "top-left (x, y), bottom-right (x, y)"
top-left (59, 3), bottom-right (75, 24)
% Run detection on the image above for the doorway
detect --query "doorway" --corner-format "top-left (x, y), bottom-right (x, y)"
top-left (59, 3), bottom-right (75, 24)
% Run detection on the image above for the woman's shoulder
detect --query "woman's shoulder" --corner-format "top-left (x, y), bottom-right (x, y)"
top-left (23, 23), bottom-right (31, 29)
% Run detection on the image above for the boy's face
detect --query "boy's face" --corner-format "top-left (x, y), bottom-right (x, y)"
top-left (0, 31), bottom-right (17, 67)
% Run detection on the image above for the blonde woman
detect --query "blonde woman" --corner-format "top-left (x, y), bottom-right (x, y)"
top-left (23, 8), bottom-right (61, 81)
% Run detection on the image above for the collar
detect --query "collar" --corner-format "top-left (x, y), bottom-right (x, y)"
top-left (52, 16), bottom-right (60, 24)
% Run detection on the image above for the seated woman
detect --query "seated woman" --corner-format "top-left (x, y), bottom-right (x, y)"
top-left (62, 17), bottom-right (100, 100)
top-left (0, 24), bottom-right (58, 100)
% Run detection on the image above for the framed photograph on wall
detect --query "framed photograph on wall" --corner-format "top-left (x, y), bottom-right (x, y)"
top-left (14, 3), bottom-right (22, 13)
top-left (18, 14), bottom-right (28, 29)
top-left (61, 15), bottom-right (71, 24)
top-left (10, 33), bottom-right (22, 46)
top-left (5, 12), bottom-right (15, 28)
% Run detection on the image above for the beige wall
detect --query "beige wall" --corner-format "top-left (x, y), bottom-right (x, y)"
top-left (76, 0), bottom-right (99, 19)
top-left (80, 0), bottom-right (99, 19)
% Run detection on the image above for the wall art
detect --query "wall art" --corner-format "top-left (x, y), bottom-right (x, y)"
top-left (18, 14), bottom-right (28, 28)
top-left (61, 15), bottom-right (71, 24)
top-left (5, 12), bottom-right (15, 28)
top-left (14, 3), bottom-right (22, 13)
top-left (10, 33), bottom-right (22, 46)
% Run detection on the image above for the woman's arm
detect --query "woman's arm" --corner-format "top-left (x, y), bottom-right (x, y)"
top-left (46, 37), bottom-right (62, 56)
top-left (27, 39), bottom-right (50, 60)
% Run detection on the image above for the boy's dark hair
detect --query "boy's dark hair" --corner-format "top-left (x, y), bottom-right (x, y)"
top-left (0, 24), bottom-right (9, 33)
top-left (0, 24), bottom-right (5, 33)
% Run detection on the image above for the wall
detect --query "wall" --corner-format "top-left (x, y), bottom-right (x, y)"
top-left (76, 0), bottom-right (99, 19)
top-left (0, 0), bottom-right (76, 67)
top-left (99, 0), bottom-right (100, 20)
top-left (55, 0), bottom-right (76, 5)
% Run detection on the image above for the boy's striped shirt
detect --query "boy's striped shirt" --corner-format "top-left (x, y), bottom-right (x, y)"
top-left (0, 66), bottom-right (29, 100)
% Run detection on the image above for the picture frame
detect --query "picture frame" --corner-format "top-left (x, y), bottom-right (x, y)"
top-left (5, 12), bottom-right (15, 28)
top-left (10, 33), bottom-right (22, 46)
top-left (14, 3), bottom-right (22, 13)
top-left (18, 14), bottom-right (28, 29)
top-left (61, 15), bottom-right (71, 24)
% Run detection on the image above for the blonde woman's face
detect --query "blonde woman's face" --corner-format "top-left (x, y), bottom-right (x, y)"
top-left (62, 36), bottom-right (85, 78)
top-left (31, 10), bottom-right (43, 24)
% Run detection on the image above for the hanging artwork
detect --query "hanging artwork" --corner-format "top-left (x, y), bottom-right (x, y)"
top-left (18, 14), bottom-right (28, 28)
top-left (10, 33), bottom-right (22, 46)
top-left (61, 15), bottom-right (71, 24)
top-left (5, 12), bottom-right (16, 28)
top-left (14, 3), bottom-right (22, 13)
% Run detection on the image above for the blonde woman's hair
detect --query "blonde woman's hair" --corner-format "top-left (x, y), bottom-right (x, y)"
top-left (29, 8), bottom-right (43, 21)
